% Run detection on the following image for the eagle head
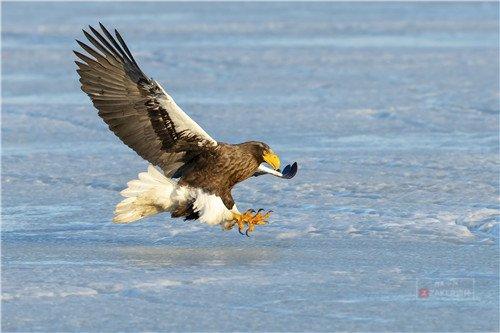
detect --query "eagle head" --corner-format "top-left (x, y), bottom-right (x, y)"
top-left (243, 141), bottom-right (281, 171)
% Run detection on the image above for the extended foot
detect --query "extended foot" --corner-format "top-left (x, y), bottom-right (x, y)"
top-left (226, 209), bottom-right (272, 236)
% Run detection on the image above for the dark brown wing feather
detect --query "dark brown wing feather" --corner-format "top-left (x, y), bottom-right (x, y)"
top-left (75, 23), bottom-right (217, 177)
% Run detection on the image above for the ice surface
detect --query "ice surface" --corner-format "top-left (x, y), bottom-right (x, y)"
top-left (2, 2), bottom-right (499, 331)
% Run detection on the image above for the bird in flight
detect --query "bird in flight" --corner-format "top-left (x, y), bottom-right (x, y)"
top-left (74, 23), bottom-right (297, 236)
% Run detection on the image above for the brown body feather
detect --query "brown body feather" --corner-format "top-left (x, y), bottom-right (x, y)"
top-left (178, 143), bottom-right (263, 209)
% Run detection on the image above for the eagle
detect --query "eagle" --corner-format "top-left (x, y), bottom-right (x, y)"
top-left (74, 24), bottom-right (297, 236)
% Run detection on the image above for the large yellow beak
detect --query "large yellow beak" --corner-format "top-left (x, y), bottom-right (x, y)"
top-left (263, 150), bottom-right (281, 170)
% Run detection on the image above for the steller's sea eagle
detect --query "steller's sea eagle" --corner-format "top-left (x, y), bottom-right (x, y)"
top-left (74, 23), bottom-right (297, 236)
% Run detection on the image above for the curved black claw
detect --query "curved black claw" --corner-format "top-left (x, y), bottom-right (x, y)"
top-left (238, 228), bottom-right (245, 236)
top-left (257, 208), bottom-right (265, 213)
top-left (245, 229), bottom-right (251, 237)
top-left (246, 209), bottom-right (256, 214)
top-left (281, 162), bottom-right (298, 179)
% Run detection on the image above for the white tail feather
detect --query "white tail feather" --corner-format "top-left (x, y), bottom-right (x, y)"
top-left (113, 165), bottom-right (235, 226)
top-left (113, 165), bottom-right (178, 223)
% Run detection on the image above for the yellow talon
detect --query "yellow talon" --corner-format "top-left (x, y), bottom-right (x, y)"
top-left (231, 210), bottom-right (272, 236)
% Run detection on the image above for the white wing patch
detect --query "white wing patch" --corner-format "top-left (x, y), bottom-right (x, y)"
top-left (156, 81), bottom-right (217, 146)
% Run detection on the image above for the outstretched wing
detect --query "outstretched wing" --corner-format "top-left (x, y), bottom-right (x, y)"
top-left (74, 23), bottom-right (217, 177)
